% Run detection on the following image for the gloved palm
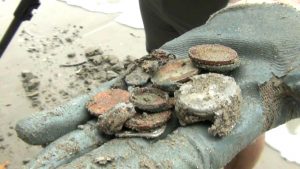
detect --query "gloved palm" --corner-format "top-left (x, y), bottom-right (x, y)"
top-left (16, 4), bottom-right (300, 169)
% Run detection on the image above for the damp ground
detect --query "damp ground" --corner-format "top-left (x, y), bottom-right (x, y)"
top-left (0, 1), bottom-right (146, 168)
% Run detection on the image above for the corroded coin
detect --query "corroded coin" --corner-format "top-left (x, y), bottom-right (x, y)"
top-left (124, 111), bottom-right (172, 131)
top-left (151, 58), bottom-right (199, 91)
top-left (115, 125), bottom-right (167, 139)
top-left (175, 73), bottom-right (242, 137)
top-left (86, 89), bottom-right (130, 116)
top-left (189, 44), bottom-right (240, 72)
top-left (130, 87), bottom-right (171, 112)
top-left (98, 102), bottom-right (136, 135)
top-left (125, 67), bottom-right (150, 86)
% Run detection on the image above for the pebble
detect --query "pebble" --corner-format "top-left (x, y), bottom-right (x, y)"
top-left (106, 70), bottom-right (119, 80)
top-left (67, 53), bottom-right (76, 58)
top-left (94, 156), bottom-right (114, 165)
top-left (7, 132), bottom-right (13, 137)
top-left (22, 158), bottom-right (31, 165)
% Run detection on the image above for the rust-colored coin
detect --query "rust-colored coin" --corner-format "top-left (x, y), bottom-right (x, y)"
top-left (86, 89), bottom-right (130, 116)
top-left (152, 58), bottom-right (199, 85)
top-left (124, 111), bottom-right (172, 131)
top-left (189, 44), bottom-right (238, 66)
top-left (130, 87), bottom-right (170, 112)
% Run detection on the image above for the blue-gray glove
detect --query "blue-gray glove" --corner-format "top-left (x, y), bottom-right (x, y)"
top-left (16, 4), bottom-right (300, 169)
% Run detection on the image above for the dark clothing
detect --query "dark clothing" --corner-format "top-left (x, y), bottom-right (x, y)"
top-left (139, 0), bottom-right (229, 52)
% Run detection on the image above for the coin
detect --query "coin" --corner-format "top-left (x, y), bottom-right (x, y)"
top-left (125, 67), bottom-right (150, 86)
top-left (130, 87), bottom-right (171, 112)
top-left (175, 73), bottom-right (242, 137)
top-left (115, 125), bottom-right (167, 139)
top-left (124, 111), bottom-right (172, 131)
top-left (151, 58), bottom-right (199, 91)
top-left (98, 102), bottom-right (136, 135)
top-left (189, 44), bottom-right (240, 72)
top-left (87, 89), bottom-right (130, 116)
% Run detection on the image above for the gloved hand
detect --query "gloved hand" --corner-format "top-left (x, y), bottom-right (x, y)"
top-left (15, 4), bottom-right (300, 169)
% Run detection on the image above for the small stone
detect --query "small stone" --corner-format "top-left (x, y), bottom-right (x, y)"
top-left (67, 53), bottom-right (76, 58)
top-left (84, 80), bottom-right (92, 85)
top-left (31, 100), bottom-right (41, 107)
top-left (0, 145), bottom-right (6, 150)
top-left (111, 63), bottom-right (124, 72)
top-left (85, 47), bottom-right (103, 57)
top-left (93, 70), bottom-right (106, 80)
top-left (7, 132), bottom-right (13, 137)
top-left (123, 55), bottom-right (135, 67)
top-left (125, 55), bottom-right (135, 62)
top-left (21, 71), bottom-right (35, 79)
top-left (0, 135), bottom-right (4, 142)
top-left (111, 78), bottom-right (127, 90)
top-left (22, 158), bottom-right (30, 165)
top-left (77, 125), bottom-right (85, 130)
top-left (21, 71), bottom-right (40, 93)
top-left (94, 156), bottom-right (114, 165)
top-left (108, 57), bottom-right (119, 65)
top-left (101, 63), bottom-right (111, 71)
top-left (88, 55), bottom-right (103, 65)
top-left (27, 79), bottom-right (40, 90)
top-left (106, 70), bottom-right (119, 80)
top-left (26, 91), bottom-right (39, 97)
top-left (65, 38), bottom-right (73, 43)
top-left (59, 90), bottom-right (69, 96)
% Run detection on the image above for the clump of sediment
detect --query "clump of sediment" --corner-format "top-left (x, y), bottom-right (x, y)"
top-left (21, 71), bottom-right (41, 107)
top-left (20, 44), bottom-right (135, 110)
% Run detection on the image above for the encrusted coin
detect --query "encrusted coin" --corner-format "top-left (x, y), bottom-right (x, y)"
top-left (130, 87), bottom-right (171, 112)
top-left (115, 125), bottom-right (167, 139)
top-left (189, 44), bottom-right (240, 72)
top-left (175, 73), bottom-right (242, 137)
top-left (151, 58), bottom-right (199, 91)
top-left (98, 102), bottom-right (136, 135)
top-left (124, 111), bottom-right (172, 131)
top-left (125, 67), bottom-right (150, 86)
top-left (86, 89), bottom-right (130, 116)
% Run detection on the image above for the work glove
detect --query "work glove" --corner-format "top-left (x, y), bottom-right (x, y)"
top-left (15, 4), bottom-right (300, 169)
